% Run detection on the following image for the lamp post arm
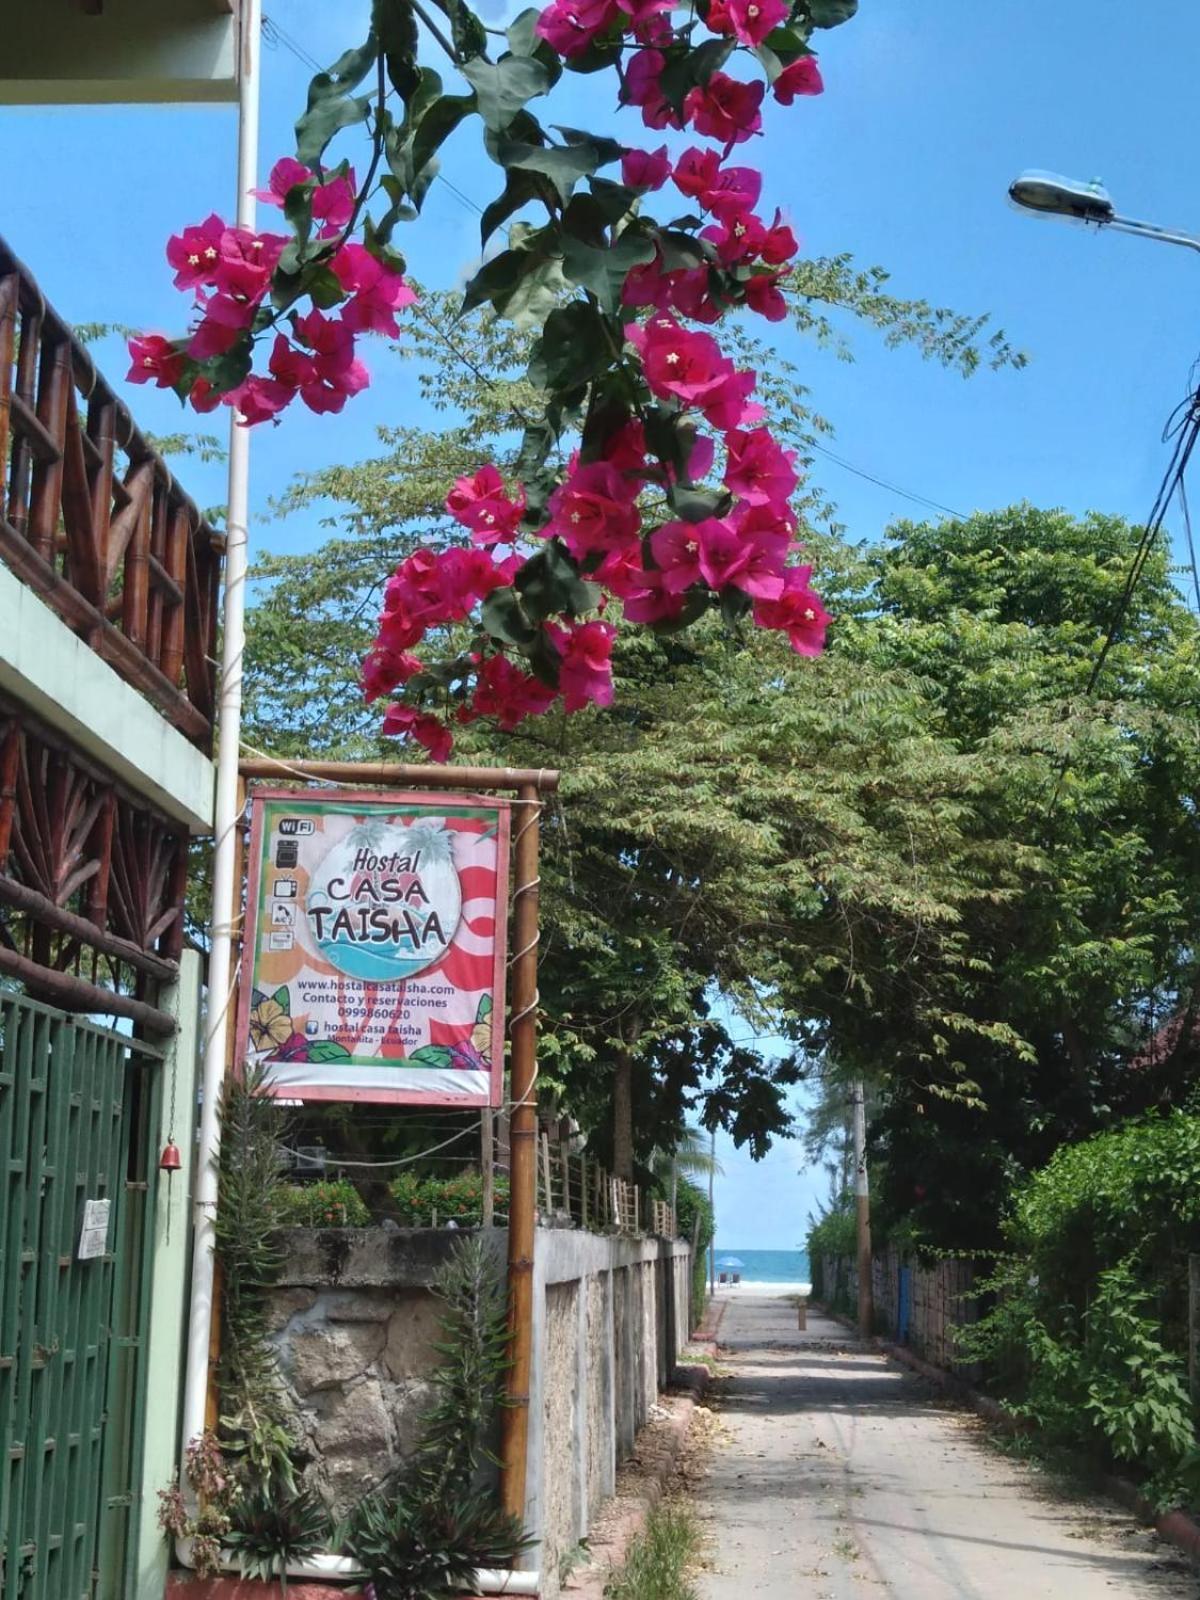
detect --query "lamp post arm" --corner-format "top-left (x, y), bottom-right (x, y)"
top-left (1106, 214), bottom-right (1200, 255)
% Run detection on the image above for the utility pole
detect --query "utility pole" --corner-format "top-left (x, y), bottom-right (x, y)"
top-left (708, 1125), bottom-right (716, 1300)
top-left (852, 1079), bottom-right (873, 1337)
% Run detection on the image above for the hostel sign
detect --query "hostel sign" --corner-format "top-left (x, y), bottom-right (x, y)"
top-left (235, 788), bottom-right (510, 1105)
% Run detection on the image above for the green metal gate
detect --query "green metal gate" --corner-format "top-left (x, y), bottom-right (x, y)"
top-left (0, 994), bottom-right (163, 1600)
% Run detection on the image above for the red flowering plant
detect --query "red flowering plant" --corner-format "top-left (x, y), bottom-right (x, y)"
top-left (133, 0), bottom-right (852, 757)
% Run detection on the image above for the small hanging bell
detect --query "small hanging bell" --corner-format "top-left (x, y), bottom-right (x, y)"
top-left (159, 1139), bottom-right (182, 1172)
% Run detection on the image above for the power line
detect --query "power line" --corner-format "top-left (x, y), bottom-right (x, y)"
top-left (806, 439), bottom-right (968, 521)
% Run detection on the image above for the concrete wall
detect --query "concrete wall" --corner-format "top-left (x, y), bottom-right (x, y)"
top-left (266, 1226), bottom-right (692, 1595)
top-left (132, 951), bottom-right (204, 1600)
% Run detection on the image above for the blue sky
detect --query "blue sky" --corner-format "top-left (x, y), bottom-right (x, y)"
top-left (5, 2), bottom-right (1200, 1247)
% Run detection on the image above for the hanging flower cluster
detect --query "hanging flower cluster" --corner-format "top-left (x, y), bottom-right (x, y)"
top-left (127, 158), bottom-right (416, 423)
top-left (132, 0), bottom-right (849, 759)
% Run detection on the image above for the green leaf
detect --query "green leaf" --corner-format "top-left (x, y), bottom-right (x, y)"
top-left (528, 300), bottom-right (611, 392)
top-left (378, 0), bottom-right (420, 98)
top-left (481, 586), bottom-right (539, 647)
top-left (561, 227), bottom-right (656, 313)
top-left (410, 93), bottom-right (476, 177)
top-left (462, 244), bottom-right (549, 314)
top-left (507, 7), bottom-right (543, 54)
top-left (272, 986), bottom-right (291, 1012)
top-left (669, 485), bottom-right (733, 524)
top-left (553, 126), bottom-right (625, 165)
top-left (753, 42), bottom-right (784, 84)
top-left (516, 539), bottom-right (601, 621)
top-left (302, 263), bottom-right (348, 310)
top-left (404, 1045), bottom-right (455, 1068)
top-left (515, 418), bottom-right (558, 482)
top-left (476, 993), bottom-right (493, 1022)
top-left (308, 1039), bottom-right (353, 1062)
top-left (295, 34), bottom-right (379, 165)
top-left (587, 177), bottom-right (638, 225)
top-left (657, 229), bottom-right (707, 273)
top-left (719, 586), bottom-right (753, 626)
top-left (479, 168), bottom-right (550, 247)
top-left (807, 0), bottom-right (857, 26)
top-left (461, 54), bottom-right (552, 132)
top-left (494, 137), bottom-right (610, 207)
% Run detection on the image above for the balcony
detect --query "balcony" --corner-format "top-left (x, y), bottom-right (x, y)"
top-left (0, 235), bottom-right (222, 752)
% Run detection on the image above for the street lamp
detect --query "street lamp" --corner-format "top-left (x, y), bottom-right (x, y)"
top-left (1008, 169), bottom-right (1200, 255)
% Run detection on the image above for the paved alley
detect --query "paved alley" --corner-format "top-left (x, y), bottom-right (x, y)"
top-left (695, 1293), bottom-right (1197, 1600)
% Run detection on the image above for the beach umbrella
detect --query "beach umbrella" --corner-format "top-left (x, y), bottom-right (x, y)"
top-left (717, 1256), bottom-right (744, 1269)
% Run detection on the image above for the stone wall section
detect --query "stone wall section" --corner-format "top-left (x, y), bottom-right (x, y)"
top-left (265, 1227), bottom-right (692, 1587)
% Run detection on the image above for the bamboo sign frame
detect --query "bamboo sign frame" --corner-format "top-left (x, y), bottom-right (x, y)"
top-left (235, 758), bottom-right (558, 1528)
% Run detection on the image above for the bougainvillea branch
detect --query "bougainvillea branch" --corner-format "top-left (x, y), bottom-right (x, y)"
top-left (133, 0), bottom-right (855, 756)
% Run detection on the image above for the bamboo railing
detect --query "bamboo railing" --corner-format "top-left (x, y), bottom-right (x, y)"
top-left (0, 236), bottom-right (222, 749)
top-left (535, 1131), bottom-right (678, 1239)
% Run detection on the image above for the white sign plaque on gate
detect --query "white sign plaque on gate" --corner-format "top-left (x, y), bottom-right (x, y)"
top-left (77, 1198), bottom-right (111, 1261)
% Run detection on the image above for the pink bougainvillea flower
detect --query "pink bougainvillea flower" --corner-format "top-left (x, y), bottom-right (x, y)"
top-left (761, 210), bottom-right (799, 265)
top-left (592, 542), bottom-right (649, 598)
top-left (362, 646), bottom-right (423, 703)
top-left (293, 309), bottom-right (369, 413)
top-left (704, 0), bottom-right (735, 31)
top-left (621, 252), bottom-right (677, 310)
top-left (166, 213), bottom-right (227, 292)
top-left (683, 73), bottom-right (765, 146)
top-left (626, 314), bottom-right (735, 410)
top-left (310, 169), bottom-right (357, 234)
top-left (253, 156), bottom-right (313, 207)
top-left (214, 226), bottom-right (286, 298)
top-left (621, 144), bottom-right (672, 190)
top-left (126, 334), bottom-right (184, 390)
top-left (255, 157), bottom-right (358, 235)
top-left (465, 653), bottom-right (557, 730)
top-left (381, 703), bottom-right (454, 762)
top-left (188, 377), bottom-right (222, 413)
top-left (773, 54), bottom-right (824, 104)
top-left (267, 333), bottom-right (317, 391)
top-left (744, 269), bottom-right (789, 321)
top-left (700, 164), bottom-right (762, 223)
top-left (536, 0), bottom-right (619, 57)
top-left (622, 49), bottom-right (684, 130)
top-left (548, 619), bottom-right (616, 711)
top-left (616, 0), bottom-right (673, 25)
top-left (701, 366), bottom-right (764, 431)
top-left (546, 461), bottom-right (641, 557)
top-left (650, 519), bottom-right (706, 593)
top-left (185, 311), bottom-right (244, 361)
top-left (446, 464), bottom-right (527, 545)
top-left (726, 0), bottom-right (787, 45)
top-left (331, 242), bottom-right (417, 336)
top-left (753, 565), bottom-right (831, 654)
top-left (668, 267), bottom-right (722, 324)
top-left (723, 427), bottom-right (798, 508)
top-left (623, 576), bottom-right (686, 625)
top-left (231, 374), bottom-right (295, 426)
top-left (701, 213), bottom-right (768, 265)
top-left (602, 418), bottom-right (650, 478)
top-left (672, 146), bottom-right (721, 200)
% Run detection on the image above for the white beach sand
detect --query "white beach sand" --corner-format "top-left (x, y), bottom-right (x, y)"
top-left (709, 1277), bottom-right (812, 1299)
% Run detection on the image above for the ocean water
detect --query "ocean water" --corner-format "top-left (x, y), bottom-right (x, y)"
top-left (711, 1247), bottom-right (810, 1284)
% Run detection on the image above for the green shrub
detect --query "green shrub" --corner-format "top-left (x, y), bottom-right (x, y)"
top-left (960, 1112), bottom-right (1200, 1502)
top-left (605, 1502), bottom-right (700, 1600)
top-left (279, 1178), bottom-right (371, 1229)
top-left (673, 1179), bottom-right (713, 1330)
top-left (388, 1169), bottom-right (509, 1227)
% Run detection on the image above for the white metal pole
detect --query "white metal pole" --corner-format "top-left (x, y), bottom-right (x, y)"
top-left (178, 0), bottom-right (261, 1492)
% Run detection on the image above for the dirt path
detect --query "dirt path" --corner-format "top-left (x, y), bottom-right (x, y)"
top-left (694, 1292), bottom-right (1197, 1600)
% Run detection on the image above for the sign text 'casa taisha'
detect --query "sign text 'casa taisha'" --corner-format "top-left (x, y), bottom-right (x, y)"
top-left (235, 789), bottom-right (510, 1105)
